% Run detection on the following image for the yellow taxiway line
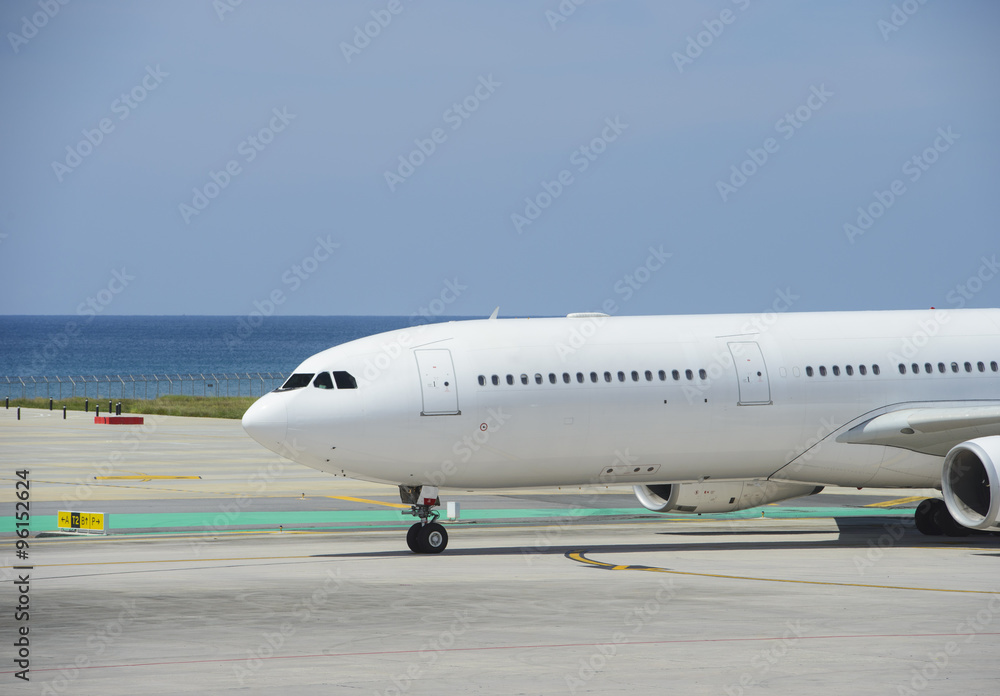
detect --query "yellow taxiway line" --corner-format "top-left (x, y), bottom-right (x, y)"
top-left (567, 551), bottom-right (992, 594)
top-left (95, 475), bottom-right (202, 481)
top-left (863, 495), bottom-right (929, 508)
top-left (326, 495), bottom-right (410, 509)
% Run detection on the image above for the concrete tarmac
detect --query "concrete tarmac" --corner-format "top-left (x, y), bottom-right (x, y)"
top-left (3, 522), bottom-right (1000, 695)
top-left (2, 408), bottom-right (998, 694)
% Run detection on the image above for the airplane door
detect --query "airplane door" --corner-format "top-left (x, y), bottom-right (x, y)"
top-left (728, 342), bottom-right (771, 405)
top-left (414, 349), bottom-right (460, 415)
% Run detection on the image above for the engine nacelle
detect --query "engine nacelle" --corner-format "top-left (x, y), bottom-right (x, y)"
top-left (942, 436), bottom-right (1000, 531)
top-left (633, 480), bottom-right (824, 514)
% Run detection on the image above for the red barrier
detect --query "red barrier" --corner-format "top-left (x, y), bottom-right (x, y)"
top-left (94, 416), bottom-right (144, 425)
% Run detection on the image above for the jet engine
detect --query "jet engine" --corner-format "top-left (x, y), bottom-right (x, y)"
top-left (633, 480), bottom-right (824, 514)
top-left (942, 436), bottom-right (1000, 531)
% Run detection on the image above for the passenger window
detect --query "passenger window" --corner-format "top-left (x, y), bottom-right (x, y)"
top-left (806, 366), bottom-right (814, 377)
top-left (279, 373), bottom-right (314, 391)
top-left (590, 372), bottom-right (598, 383)
top-left (563, 373), bottom-right (571, 384)
top-left (521, 374), bottom-right (529, 385)
top-left (478, 375), bottom-right (486, 386)
top-left (951, 362), bottom-right (959, 373)
top-left (872, 364), bottom-right (880, 375)
top-left (492, 375), bottom-right (499, 386)
top-left (506, 374), bottom-right (514, 385)
top-left (576, 372), bottom-right (585, 383)
top-left (685, 369), bottom-right (693, 380)
top-left (832, 366), bottom-right (841, 376)
top-left (859, 364), bottom-right (867, 375)
top-left (993, 361), bottom-right (999, 372)
top-left (549, 373), bottom-right (557, 384)
top-left (936, 362), bottom-right (944, 373)
top-left (926, 363), bottom-right (934, 374)
top-left (630, 370), bottom-right (639, 382)
top-left (845, 365), bottom-right (854, 376)
top-left (332, 371), bottom-right (357, 389)
top-left (313, 372), bottom-right (334, 389)
top-left (898, 364), bottom-right (906, 375)
top-left (699, 368), bottom-right (707, 380)
top-left (645, 370), bottom-right (653, 381)
top-left (658, 370), bottom-right (666, 381)
top-left (672, 370), bottom-right (680, 381)
top-left (964, 362), bottom-right (972, 373)
top-left (911, 363), bottom-right (919, 374)
top-left (535, 373), bottom-right (543, 384)
top-left (819, 366), bottom-right (827, 376)
top-left (604, 371), bottom-right (612, 383)
top-left (978, 362), bottom-right (986, 373)
top-left (618, 371), bottom-right (626, 382)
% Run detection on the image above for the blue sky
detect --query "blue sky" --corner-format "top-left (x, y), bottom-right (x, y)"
top-left (1, 0), bottom-right (998, 317)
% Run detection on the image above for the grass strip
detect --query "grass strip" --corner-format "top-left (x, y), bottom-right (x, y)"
top-left (4, 395), bottom-right (256, 419)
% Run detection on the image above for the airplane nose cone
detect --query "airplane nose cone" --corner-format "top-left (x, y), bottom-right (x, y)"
top-left (242, 396), bottom-right (287, 451)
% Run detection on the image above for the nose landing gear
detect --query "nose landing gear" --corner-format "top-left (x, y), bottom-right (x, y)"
top-left (400, 485), bottom-right (449, 554)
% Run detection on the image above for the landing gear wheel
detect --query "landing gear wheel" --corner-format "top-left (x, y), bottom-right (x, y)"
top-left (399, 485), bottom-right (449, 554)
top-left (932, 501), bottom-right (971, 537)
top-left (406, 523), bottom-right (421, 553)
top-left (914, 499), bottom-right (943, 536)
top-left (417, 522), bottom-right (448, 554)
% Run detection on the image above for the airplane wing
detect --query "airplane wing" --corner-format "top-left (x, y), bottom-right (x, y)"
top-left (836, 404), bottom-right (1000, 456)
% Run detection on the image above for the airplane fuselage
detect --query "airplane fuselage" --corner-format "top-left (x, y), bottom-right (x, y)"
top-left (244, 309), bottom-right (1000, 493)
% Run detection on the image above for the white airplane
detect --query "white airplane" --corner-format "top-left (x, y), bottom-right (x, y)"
top-left (242, 308), bottom-right (1000, 553)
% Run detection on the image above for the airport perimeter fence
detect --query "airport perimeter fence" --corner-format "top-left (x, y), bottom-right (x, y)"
top-left (1, 373), bottom-right (288, 401)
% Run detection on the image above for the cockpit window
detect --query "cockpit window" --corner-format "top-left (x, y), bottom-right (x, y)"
top-left (332, 371), bottom-right (358, 389)
top-left (313, 372), bottom-right (334, 389)
top-left (278, 373), bottom-right (314, 391)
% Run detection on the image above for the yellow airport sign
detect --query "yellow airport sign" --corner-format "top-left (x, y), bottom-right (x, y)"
top-left (57, 510), bottom-right (108, 533)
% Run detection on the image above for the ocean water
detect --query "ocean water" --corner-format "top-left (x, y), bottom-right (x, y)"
top-left (0, 316), bottom-right (460, 399)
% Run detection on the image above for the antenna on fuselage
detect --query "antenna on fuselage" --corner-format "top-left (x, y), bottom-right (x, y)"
top-left (488, 306), bottom-right (499, 320)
